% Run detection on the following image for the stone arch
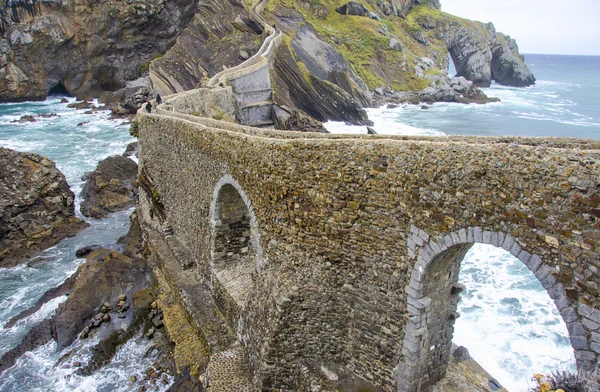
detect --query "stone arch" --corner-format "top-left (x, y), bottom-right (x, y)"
top-left (397, 225), bottom-right (585, 392)
top-left (209, 174), bottom-right (264, 328)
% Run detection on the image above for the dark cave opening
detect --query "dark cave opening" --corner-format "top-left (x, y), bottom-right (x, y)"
top-left (48, 82), bottom-right (70, 97)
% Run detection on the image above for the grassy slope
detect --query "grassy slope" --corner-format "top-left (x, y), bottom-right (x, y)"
top-left (264, 0), bottom-right (496, 92)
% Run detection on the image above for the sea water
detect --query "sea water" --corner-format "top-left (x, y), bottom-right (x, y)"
top-left (1, 55), bottom-right (597, 392)
top-left (0, 97), bottom-right (171, 391)
top-left (326, 54), bottom-right (600, 390)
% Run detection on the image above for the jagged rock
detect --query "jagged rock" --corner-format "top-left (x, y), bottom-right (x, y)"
top-left (336, 2), bottom-right (370, 17)
top-left (272, 24), bottom-right (372, 125)
top-left (149, 3), bottom-right (263, 96)
top-left (412, 30), bottom-right (429, 46)
top-left (0, 0), bottom-right (198, 101)
top-left (446, 23), bottom-right (534, 87)
top-left (389, 38), bottom-right (402, 52)
top-left (0, 319), bottom-right (55, 374)
top-left (491, 41), bottom-right (536, 87)
top-left (366, 126), bottom-right (377, 134)
top-left (453, 346), bottom-right (471, 361)
top-left (166, 368), bottom-right (203, 392)
top-left (419, 75), bottom-right (499, 104)
top-left (66, 100), bottom-right (93, 110)
top-left (76, 245), bottom-right (102, 258)
top-left (53, 248), bottom-right (151, 350)
top-left (0, 148), bottom-right (88, 268)
top-left (122, 142), bottom-right (139, 158)
top-left (80, 155), bottom-right (138, 219)
top-left (274, 107), bottom-right (328, 133)
top-left (100, 77), bottom-right (152, 116)
top-left (10, 115), bottom-right (35, 123)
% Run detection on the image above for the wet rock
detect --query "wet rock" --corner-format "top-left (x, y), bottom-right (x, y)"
top-left (0, 318), bottom-right (54, 374)
top-left (67, 100), bottom-right (93, 110)
top-left (0, 148), bottom-right (88, 268)
top-left (491, 43), bottom-right (536, 87)
top-left (76, 121), bottom-right (90, 127)
top-left (80, 155), bottom-right (138, 219)
top-left (453, 346), bottom-right (471, 361)
top-left (60, 98), bottom-right (69, 103)
top-left (76, 245), bottom-right (102, 258)
top-left (118, 210), bottom-right (144, 258)
top-left (53, 249), bottom-right (151, 350)
top-left (419, 76), bottom-right (500, 104)
top-left (10, 115), bottom-right (36, 123)
top-left (166, 368), bottom-right (202, 392)
top-left (123, 142), bottom-right (139, 158)
top-left (366, 126), bottom-right (377, 135)
top-left (130, 375), bottom-right (138, 383)
top-left (421, 105), bottom-right (429, 110)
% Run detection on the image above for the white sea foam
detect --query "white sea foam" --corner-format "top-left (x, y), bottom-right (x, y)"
top-left (454, 244), bottom-right (575, 392)
top-left (0, 332), bottom-right (172, 392)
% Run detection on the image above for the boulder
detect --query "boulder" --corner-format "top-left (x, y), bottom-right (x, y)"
top-left (80, 155), bottom-right (138, 219)
top-left (335, 2), bottom-right (369, 17)
top-left (122, 142), bottom-right (139, 158)
top-left (0, 148), bottom-right (88, 268)
top-left (53, 248), bottom-right (152, 350)
top-left (491, 42), bottom-right (536, 87)
top-left (389, 38), bottom-right (403, 52)
top-left (280, 109), bottom-right (328, 133)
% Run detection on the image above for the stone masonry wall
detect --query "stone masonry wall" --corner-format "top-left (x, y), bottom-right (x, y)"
top-left (138, 108), bottom-right (600, 391)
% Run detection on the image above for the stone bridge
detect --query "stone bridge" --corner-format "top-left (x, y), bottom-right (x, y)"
top-left (135, 87), bottom-right (600, 391)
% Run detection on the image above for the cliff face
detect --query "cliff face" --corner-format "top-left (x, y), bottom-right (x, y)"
top-left (149, 0), bottom-right (264, 95)
top-left (0, 0), bottom-right (197, 101)
top-left (0, 0), bottom-right (534, 122)
top-left (0, 147), bottom-right (88, 268)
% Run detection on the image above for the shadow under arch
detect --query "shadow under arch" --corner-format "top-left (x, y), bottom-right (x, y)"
top-left (397, 226), bottom-right (579, 392)
top-left (209, 174), bottom-right (265, 330)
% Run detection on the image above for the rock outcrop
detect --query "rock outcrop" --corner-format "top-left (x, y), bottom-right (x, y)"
top-left (149, 2), bottom-right (264, 96)
top-left (53, 248), bottom-right (152, 350)
top-left (0, 0), bottom-right (198, 101)
top-left (272, 16), bottom-right (372, 125)
top-left (80, 155), bottom-right (138, 219)
top-left (0, 148), bottom-right (88, 268)
top-left (446, 22), bottom-right (535, 87)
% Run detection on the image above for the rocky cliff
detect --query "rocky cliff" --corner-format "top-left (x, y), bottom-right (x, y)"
top-left (1, 0), bottom-right (534, 122)
top-left (0, 147), bottom-right (88, 268)
top-left (0, 0), bottom-right (197, 101)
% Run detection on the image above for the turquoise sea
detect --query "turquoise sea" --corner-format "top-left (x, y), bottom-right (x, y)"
top-left (0, 54), bottom-right (597, 391)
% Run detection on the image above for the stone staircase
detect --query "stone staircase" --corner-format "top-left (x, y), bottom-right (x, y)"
top-left (207, 0), bottom-right (282, 127)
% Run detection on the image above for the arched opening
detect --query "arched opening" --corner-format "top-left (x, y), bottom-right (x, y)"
top-left (48, 81), bottom-right (70, 97)
top-left (399, 227), bottom-right (581, 392)
top-left (454, 244), bottom-right (574, 391)
top-left (210, 176), bottom-right (262, 329)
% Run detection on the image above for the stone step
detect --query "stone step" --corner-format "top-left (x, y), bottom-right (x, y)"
top-left (229, 65), bottom-right (271, 94)
top-left (235, 89), bottom-right (272, 107)
top-left (240, 101), bottom-right (273, 126)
